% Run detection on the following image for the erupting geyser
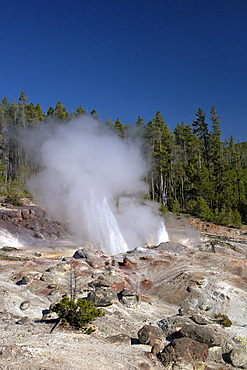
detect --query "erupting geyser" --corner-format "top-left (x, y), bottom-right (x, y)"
top-left (25, 116), bottom-right (169, 255)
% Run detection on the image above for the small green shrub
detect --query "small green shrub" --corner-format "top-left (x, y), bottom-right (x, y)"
top-left (52, 296), bottom-right (105, 329)
top-left (214, 314), bottom-right (232, 327)
top-left (5, 194), bottom-right (23, 206)
top-left (85, 326), bottom-right (96, 335)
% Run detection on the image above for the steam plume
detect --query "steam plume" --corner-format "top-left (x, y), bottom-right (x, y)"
top-left (25, 116), bottom-right (168, 254)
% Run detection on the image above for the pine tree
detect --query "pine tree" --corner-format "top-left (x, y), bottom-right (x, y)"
top-left (135, 116), bottom-right (145, 126)
top-left (47, 106), bottom-right (54, 117)
top-left (209, 106), bottom-right (222, 163)
top-left (147, 111), bottom-right (174, 204)
top-left (18, 91), bottom-right (29, 127)
top-left (73, 105), bottom-right (86, 116)
top-left (54, 101), bottom-right (69, 120)
top-left (91, 109), bottom-right (100, 120)
top-left (192, 108), bottom-right (209, 165)
top-left (114, 118), bottom-right (125, 138)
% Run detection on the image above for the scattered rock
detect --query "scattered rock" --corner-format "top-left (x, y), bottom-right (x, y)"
top-left (180, 324), bottom-right (223, 347)
top-left (34, 231), bottom-right (44, 238)
top-left (88, 276), bottom-right (112, 288)
top-left (156, 242), bottom-right (191, 254)
top-left (46, 263), bottom-right (68, 273)
top-left (16, 316), bottom-right (30, 325)
top-left (151, 343), bottom-right (161, 355)
top-left (138, 325), bottom-right (165, 347)
top-left (118, 257), bottom-right (135, 269)
top-left (1, 246), bottom-right (18, 252)
top-left (158, 337), bottom-right (208, 367)
top-left (34, 251), bottom-right (42, 257)
top-left (119, 288), bottom-right (139, 308)
top-left (207, 346), bottom-right (223, 362)
top-left (157, 315), bottom-right (194, 336)
top-left (87, 287), bottom-right (118, 307)
top-left (47, 283), bottom-right (58, 289)
top-left (73, 246), bottom-right (105, 268)
top-left (190, 313), bottom-right (212, 325)
top-left (21, 209), bottom-right (31, 219)
top-left (0, 207), bottom-right (247, 369)
top-left (229, 348), bottom-right (247, 367)
top-left (17, 271), bottom-right (43, 285)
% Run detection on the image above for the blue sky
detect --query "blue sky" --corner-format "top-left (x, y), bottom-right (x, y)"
top-left (1, 0), bottom-right (246, 142)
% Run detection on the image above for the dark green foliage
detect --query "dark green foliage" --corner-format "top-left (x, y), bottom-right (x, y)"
top-left (5, 194), bottom-right (23, 206)
top-left (1, 92), bottom-right (247, 229)
top-left (52, 296), bottom-right (105, 329)
top-left (214, 314), bottom-right (232, 327)
top-left (114, 118), bottom-right (125, 138)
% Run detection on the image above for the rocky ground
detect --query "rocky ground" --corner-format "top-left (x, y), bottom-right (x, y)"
top-left (0, 202), bottom-right (247, 369)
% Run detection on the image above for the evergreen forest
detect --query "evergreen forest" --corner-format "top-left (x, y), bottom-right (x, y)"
top-left (1, 91), bottom-right (247, 227)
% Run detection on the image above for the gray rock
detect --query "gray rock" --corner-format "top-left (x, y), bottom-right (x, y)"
top-left (119, 288), bottom-right (139, 308)
top-left (138, 325), bottom-right (165, 346)
top-left (158, 337), bottom-right (208, 367)
top-left (207, 346), bottom-right (223, 362)
top-left (73, 247), bottom-right (105, 268)
top-left (87, 287), bottom-right (117, 307)
top-left (16, 316), bottom-right (30, 325)
top-left (21, 209), bottom-right (31, 219)
top-left (157, 315), bottom-right (194, 336)
top-left (156, 242), bottom-right (190, 254)
top-left (198, 298), bottom-right (212, 311)
top-left (180, 324), bottom-right (222, 347)
top-left (47, 283), bottom-right (58, 289)
top-left (88, 276), bottom-right (112, 288)
top-left (46, 263), bottom-right (68, 273)
top-left (151, 343), bottom-right (162, 355)
top-left (190, 313), bottom-right (212, 325)
top-left (1, 246), bottom-right (18, 252)
top-left (229, 348), bottom-right (247, 367)
top-left (18, 272), bottom-right (43, 285)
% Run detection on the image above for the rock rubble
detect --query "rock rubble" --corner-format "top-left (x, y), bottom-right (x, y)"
top-left (0, 205), bottom-right (247, 369)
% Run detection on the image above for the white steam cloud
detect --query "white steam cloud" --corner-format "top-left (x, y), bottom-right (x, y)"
top-left (25, 116), bottom-right (168, 254)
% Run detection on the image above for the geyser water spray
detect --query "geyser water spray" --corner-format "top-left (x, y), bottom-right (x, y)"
top-left (25, 116), bottom-right (169, 255)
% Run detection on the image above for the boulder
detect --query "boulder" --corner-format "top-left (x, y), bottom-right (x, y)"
top-left (17, 272), bottom-right (43, 285)
top-left (190, 313), bottom-right (212, 325)
top-left (21, 209), bottom-right (31, 219)
top-left (156, 242), bottom-right (191, 254)
top-left (88, 276), bottom-right (112, 288)
top-left (118, 288), bottom-right (139, 308)
top-left (87, 287), bottom-right (118, 307)
top-left (158, 337), bottom-right (208, 367)
top-left (1, 246), bottom-right (18, 252)
top-left (180, 324), bottom-right (222, 347)
top-left (118, 257), bottom-right (135, 269)
top-left (157, 315), bottom-right (194, 336)
top-left (138, 325), bottom-right (165, 347)
top-left (73, 247), bottom-right (105, 268)
top-left (207, 346), bottom-right (223, 362)
top-left (229, 348), bottom-right (247, 367)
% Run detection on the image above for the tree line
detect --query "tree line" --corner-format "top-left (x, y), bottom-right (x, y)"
top-left (1, 91), bottom-right (247, 227)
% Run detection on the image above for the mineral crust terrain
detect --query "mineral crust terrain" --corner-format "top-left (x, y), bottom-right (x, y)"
top-left (0, 202), bottom-right (247, 369)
